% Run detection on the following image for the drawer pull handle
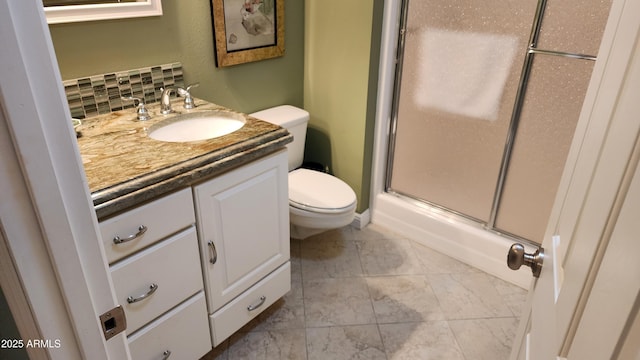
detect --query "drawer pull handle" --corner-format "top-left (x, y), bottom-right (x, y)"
top-left (162, 350), bottom-right (171, 359)
top-left (208, 241), bottom-right (217, 264)
top-left (113, 225), bottom-right (147, 244)
top-left (127, 283), bottom-right (158, 304)
top-left (247, 296), bottom-right (266, 311)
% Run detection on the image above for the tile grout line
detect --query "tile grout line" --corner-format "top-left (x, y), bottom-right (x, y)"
top-left (294, 238), bottom-right (311, 360)
top-left (355, 241), bottom-right (390, 360)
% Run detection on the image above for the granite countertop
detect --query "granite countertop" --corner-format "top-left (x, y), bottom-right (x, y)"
top-left (76, 98), bottom-right (291, 219)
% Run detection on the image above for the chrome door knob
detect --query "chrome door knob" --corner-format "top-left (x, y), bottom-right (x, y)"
top-left (507, 243), bottom-right (544, 278)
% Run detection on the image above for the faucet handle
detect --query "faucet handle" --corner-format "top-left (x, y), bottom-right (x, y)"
top-left (121, 96), bottom-right (151, 121)
top-left (185, 83), bottom-right (200, 92)
top-left (177, 83), bottom-right (200, 109)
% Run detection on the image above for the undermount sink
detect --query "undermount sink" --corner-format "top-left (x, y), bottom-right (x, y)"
top-left (148, 110), bottom-right (246, 142)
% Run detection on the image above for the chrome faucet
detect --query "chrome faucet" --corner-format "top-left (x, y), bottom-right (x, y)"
top-left (121, 96), bottom-right (150, 121)
top-left (160, 87), bottom-right (176, 114)
top-left (177, 83), bottom-right (200, 109)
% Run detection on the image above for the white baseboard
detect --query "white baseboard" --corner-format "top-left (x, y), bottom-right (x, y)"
top-left (351, 209), bottom-right (371, 230)
top-left (371, 193), bottom-right (532, 289)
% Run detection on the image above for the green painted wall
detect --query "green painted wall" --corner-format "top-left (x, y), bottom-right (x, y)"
top-left (303, 0), bottom-right (383, 213)
top-left (48, 0), bottom-right (304, 114)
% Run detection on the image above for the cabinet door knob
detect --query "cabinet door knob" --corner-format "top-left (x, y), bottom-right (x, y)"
top-left (162, 350), bottom-right (172, 359)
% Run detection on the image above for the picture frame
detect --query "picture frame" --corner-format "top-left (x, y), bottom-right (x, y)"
top-left (211, 0), bottom-right (284, 67)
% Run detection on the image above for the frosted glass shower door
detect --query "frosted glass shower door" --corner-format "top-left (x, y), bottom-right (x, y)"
top-left (389, 0), bottom-right (613, 244)
top-left (389, 0), bottom-right (538, 222)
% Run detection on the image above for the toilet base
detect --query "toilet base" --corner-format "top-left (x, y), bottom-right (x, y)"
top-left (290, 224), bottom-right (327, 240)
top-left (288, 202), bottom-right (356, 239)
top-left (289, 212), bottom-right (355, 239)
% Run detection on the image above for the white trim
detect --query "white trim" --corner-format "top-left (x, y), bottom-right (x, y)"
top-left (553, 0), bottom-right (640, 349)
top-left (0, 95), bottom-right (83, 360)
top-left (1, 2), bottom-right (129, 358)
top-left (45, 0), bottom-right (162, 24)
top-left (373, 194), bottom-right (531, 288)
top-left (351, 209), bottom-right (371, 230)
top-left (0, 137), bottom-right (48, 359)
top-left (1, 4), bottom-right (81, 358)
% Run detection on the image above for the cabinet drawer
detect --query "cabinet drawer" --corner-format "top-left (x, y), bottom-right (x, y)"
top-left (128, 292), bottom-right (211, 360)
top-left (100, 188), bottom-right (195, 263)
top-left (111, 227), bottom-right (203, 333)
top-left (210, 262), bottom-right (291, 346)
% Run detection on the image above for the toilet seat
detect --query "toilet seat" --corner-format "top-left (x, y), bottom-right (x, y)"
top-left (289, 169), bottom-right (357, 214)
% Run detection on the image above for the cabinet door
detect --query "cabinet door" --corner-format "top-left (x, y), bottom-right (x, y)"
top-left (194, 150), bottom-right (289, 312)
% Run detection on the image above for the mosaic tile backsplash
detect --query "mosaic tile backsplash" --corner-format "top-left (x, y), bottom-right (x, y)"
top-left (63, 62), bottom-right (184, 119)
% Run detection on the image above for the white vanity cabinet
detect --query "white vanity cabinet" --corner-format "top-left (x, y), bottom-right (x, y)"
top-left (99, 188), bottom-right (211, 359)
top-left (193, 149), bottom-right (290, 346)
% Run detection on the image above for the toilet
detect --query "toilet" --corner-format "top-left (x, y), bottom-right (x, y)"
top-left (250, 105), bottom-right (357, 239)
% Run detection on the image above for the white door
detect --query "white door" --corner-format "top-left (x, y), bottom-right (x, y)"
top-left (0, 2), bottom-right (128, 359)
top-left (565, 142), bottom-right (640, 359)
top-left (510, 0), bottom-right (640, 358)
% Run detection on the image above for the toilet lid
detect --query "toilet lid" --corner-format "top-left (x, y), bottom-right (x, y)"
top-left (289, 169), bottom-right (356, 212)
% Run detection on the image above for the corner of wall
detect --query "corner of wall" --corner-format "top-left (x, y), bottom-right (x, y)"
top-left (303, 0), bottom-right (377, 214)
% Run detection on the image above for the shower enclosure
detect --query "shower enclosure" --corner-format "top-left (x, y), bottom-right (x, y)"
top-left (386, 0), bottom-right (612, 244)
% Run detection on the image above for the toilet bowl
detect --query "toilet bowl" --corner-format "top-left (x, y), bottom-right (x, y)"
top-left (288, 168), bottom-right (357, 239)
top-left (250, 105), bottom-right (357, 239)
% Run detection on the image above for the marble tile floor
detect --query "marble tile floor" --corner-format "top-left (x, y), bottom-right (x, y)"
top-left (201, 224), bottom-right (528, 360)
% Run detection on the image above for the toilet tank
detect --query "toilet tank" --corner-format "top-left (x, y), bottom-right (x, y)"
top-left (250, 105), bottom-right (309, 171)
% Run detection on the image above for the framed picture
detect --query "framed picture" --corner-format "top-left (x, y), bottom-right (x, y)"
top-left (211, 0), bottom-right (284, 67)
